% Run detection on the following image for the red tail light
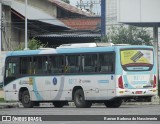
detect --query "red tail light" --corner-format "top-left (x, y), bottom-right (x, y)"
top-left (153, 75), bottom-right (156, 88)
top-left (118, 76), bottom-right (124, 89)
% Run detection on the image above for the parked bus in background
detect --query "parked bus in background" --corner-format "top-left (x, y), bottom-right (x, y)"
top-left (3, 43), bottom-right (157, 108)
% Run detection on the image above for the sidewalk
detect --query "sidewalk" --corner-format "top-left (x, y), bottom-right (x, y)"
top-left (0, 102), bottom-right (19, 109)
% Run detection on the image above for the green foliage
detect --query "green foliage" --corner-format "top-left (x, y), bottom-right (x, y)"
top-left (61, 0), bottom-right (70, 4)
top-left (0, 98), bottom-right (4, 102)
top-left (0, 82), bottom-right (2, 89)
top-left (102, 25), bottom-right (153, 45)
top-left (14, 38), bottom-right (47, 50)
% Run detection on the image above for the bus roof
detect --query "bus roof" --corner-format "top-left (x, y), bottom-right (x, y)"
top-left (6, 44), bottom-right (153, 57)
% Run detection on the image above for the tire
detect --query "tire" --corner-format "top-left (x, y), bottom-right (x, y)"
top-left (53, 101), bottom-right (66, 108)
top-left (104, 100), bottom-right (122, 108)
top-left (74, 89), bottom-right (92, 108)
top-left (21, 90), bottom-right (34, 108)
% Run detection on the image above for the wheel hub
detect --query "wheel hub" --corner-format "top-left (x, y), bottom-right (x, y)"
top-left (24, 95), bottom-right (30, 103)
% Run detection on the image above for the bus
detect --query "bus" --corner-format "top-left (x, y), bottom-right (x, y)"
top-left (3, 43), bottom-right (157, 108)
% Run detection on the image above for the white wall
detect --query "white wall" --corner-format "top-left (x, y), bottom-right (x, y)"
top-left (0, 51), bottom-right (7, 84)
top-left (117, 0), bottom-right (160, 23)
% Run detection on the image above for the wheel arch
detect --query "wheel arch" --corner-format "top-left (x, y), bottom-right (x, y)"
top-left (19, 87), bottom-right (29, 102)
top-left (72, 86), bottom-right (83, 100)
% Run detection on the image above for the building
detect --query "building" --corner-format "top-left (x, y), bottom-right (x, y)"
top-left (106, 0), bottom-right (117, 24)
top-left (0, 0), bottom-right (96, 51)
top-left (35, 0), bottom-right (101, 47)
top-left (72, 0), bottom-right (101, 16)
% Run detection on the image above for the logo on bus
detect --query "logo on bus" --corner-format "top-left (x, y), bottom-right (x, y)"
top-left (53, 77), bottom-right (57, 85)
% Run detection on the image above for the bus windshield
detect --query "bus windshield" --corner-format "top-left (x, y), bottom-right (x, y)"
top-left (120, 48), bottom-right (153, 71)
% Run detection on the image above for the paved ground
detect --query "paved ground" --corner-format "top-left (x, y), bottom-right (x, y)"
top-left (0, 94), bottom-right (159, 124)
top-left (1, 104), bottom-right (160, 115)
top-left (0, 104), bottom-right (160, 124)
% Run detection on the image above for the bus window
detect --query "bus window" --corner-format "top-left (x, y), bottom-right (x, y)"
top-left (33, 56), bottom-right (48, 74)
top-left (49, 56), bottom-right (64, 74)
top-left (65, 55), bottom-right (80, 73)
top-left (42, 56), bottom-right (48, 73)
top-left (99, 53), bottom-right (115, 73)
top-left (5, 57), bottom-right (19, 85)
top-left (82, 54), bottom-right (97, 73)
top-left (20, 57), bottom-right (32, 74)
top-left (6, 63), bottom-right (17, 77)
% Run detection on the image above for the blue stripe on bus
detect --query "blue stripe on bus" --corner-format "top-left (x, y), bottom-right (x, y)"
top-left (98, 80), bottom-right (109, 83)
top-left (33, 77), bottom-right (43, 101)
top-left (123, 75), bottom-right (134, 89)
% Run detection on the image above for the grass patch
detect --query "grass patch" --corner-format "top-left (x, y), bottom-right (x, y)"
top-left (0, 98), bottom-right (5, 102)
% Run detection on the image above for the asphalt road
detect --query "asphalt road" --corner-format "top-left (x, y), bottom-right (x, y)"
top-left (0, 104), bottom-right (160, 124)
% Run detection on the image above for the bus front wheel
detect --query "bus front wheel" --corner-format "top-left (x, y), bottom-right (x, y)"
top-left (74, 89), bottom-right (92, 108)
top-left (21, 90), bottom-right (34, 108)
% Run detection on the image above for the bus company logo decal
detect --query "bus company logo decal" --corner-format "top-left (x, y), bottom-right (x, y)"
top-left (111, 75), bottom-right (114, 80)
top-left (68, 79), bottom-right (91, 84)
top-left (124, 83), bottom-right (128, 88)
top-left (29, 78), bottom-right (33, 85)
top-left (53, 77), bottom-right (57, 85)
top-left (82, 80), bottom-right (91, 83)
top-left (19, 80), bottom-right (29, 85)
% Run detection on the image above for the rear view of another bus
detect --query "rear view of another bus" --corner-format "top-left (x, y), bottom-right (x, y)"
top-left (116, 46), bottom-right (157, 102)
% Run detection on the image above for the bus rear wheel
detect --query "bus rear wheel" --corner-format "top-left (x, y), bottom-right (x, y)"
top-left (21, 90), bottom-right (34, 108)
top-left (104, 100), bottom-right (122, 108)
top-left (74, 89), bottom-right (92, 108)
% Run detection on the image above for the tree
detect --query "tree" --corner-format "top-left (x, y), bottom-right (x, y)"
top-left (14, 38), bottom-right (47, 50)
top-left (102, 25), bottom-right (153, 45)
top-left (61, 0), bottom-right (70, 4)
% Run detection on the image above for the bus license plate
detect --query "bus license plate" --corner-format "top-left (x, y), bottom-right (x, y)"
top-left (135, 91), bottom-right (142, 94)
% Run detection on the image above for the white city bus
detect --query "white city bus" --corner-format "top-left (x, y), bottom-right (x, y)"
top-left (3, 43), bottom-right (157, 108)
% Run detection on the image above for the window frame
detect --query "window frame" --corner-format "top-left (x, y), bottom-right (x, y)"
top-left (4, 51), bottom-right (116, 83)
top-left (98, 52), bottom-right (115, 74)
top-left (4, 56), bottom-right (19, 85)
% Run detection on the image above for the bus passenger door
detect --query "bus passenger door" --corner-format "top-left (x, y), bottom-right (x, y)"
top-left (4, 57), bottom-right (19, 101)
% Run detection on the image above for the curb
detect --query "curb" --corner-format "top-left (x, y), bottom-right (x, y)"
top-left (0, 102), bottom-right (19, 109)
top-left (123, 102), bottom-right (160, 105)
top-left (0, 101), bottom-right (159, 109)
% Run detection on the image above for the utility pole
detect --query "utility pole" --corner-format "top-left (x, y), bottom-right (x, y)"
top-left (24, 0), bottom-right (28, 50)
top-left (153, 24), bottom-right (159, 96)
top-left (101, 0), bottom-right (106, 36)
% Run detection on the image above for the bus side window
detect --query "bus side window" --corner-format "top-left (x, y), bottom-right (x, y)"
top-left (33, 56), bottom-right (45, 74)
top-left (20, 57), bottom-right (32, 75)
top-left (65, 55), bottom-right (80, 73)
top-left (42, 56), bottom-right (48, 74)
top-left (48, 56), bottom-right (52, 73)
top-left (49, 56), bottom-right (64, 74)
top-left (4, 57), bottom-right (19, 85)
top-left (82, 54), bottom-right (97, 73)
top-left (6, 63), bottom-right (16, 77)
top-left (99, 53), bottom-right (114, 73)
